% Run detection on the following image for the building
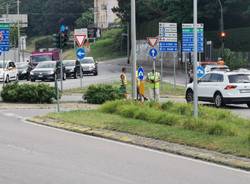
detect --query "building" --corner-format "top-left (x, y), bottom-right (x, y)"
top-left (94, 0), bottom-right (118, 29)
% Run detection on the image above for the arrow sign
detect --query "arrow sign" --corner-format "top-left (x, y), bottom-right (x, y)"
top-left (76, 48), bottom-right (85, 61)
top-left (75, 35), bottom-right (86, 47)
top-left (147, 37), bottom-right (158, 47)
top-left (197, 66), bottom-right (205, 79)
top-left (138, 67), bottom-right (144, 81)
top-left (149, 48), bottom-right (158, 59)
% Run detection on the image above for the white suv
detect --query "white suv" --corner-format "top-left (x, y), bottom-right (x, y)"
top-left (186, 71), bottom-right (250, 108)
top-left (0, 60), bottom-right (18, 83)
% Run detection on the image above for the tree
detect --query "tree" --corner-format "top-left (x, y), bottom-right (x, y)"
top-left (75, 10), bottom-right (94, 28)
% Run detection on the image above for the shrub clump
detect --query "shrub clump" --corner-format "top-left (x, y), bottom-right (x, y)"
top-left (1, 82), bottom-right (58, 103)
top-left (84, 84), bottom-right (124, 104)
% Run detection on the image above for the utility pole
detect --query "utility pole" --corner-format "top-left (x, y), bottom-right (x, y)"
top-left (17, 0), bottom-right (21, 62)
top-left (217, 0), bottom-right (224, 58)
top-left (131, 0), bottom-right (137, 100)
top-left (193, 0), bottom-right (198, 118)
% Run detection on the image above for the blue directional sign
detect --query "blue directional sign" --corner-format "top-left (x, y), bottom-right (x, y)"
top-left (0, 23), bottom-right (10, 52)
top-left (137, 66), bottom-right (144, 81)
top-left (149, 48), bottom-right (158, 58)
top-left (76, 48), bottom-right (85, 61)
top-left (197, 66), bottom-right (205, 79)
top-left (182, 24), bottom-right (204, 53)
top-left (60, 24), bottom-right (66, 33)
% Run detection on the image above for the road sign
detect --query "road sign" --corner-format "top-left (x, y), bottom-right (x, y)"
top-left (182, 23), bottom-right (204, 53)
top-left (197, 66), bottom-right (205, 78)
top-left (138, 67), bottom-right (144, 81)
top-left (159, 22), bottom-right (178, 52)
top-left (74, 28), bottom-right (88, 39)
top-left (149, 48), bottom-right (158, 58)
top-left (75, 35), bottom-right (86, 47)
top-left (76, 48), bottom-right (85, 61)
top-left (60, 24), bottom-right (66, 33)
top-left (147, 37), bottom-right (158, 47)
top-left (0, 23), bottom-right (10, 52)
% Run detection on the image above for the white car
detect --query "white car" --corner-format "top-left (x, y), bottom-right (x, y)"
top-left (186, 71), bottom-right (250, 108)
top-left (204, 65), bottom-right (230, 74)
top-left (0, 60), bottom-right (18, 83)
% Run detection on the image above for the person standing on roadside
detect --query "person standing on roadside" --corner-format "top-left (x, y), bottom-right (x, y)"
top-left (120, 67), bottom-right (128, 99)
top-left (146, 69), bottom-right (161, 101)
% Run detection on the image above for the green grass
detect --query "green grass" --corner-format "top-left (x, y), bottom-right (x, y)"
top-left (45, 101), bottom-right (250, 158)
top-left (63, 82), bottom-right (185, 97)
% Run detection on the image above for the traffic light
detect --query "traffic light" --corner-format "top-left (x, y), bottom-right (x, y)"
top-left (220, 31), bottom-right (226, 40)
top-left (53, 33), bottom-right (61, 49)
top-left (61, 32), bottom-right (69, 48)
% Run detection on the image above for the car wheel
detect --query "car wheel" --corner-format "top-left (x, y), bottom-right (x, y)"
top-left (5, 75), bottom-right (9, 83)
top-left (186, 89), bottom-right (193, 103)
top-left (63, 73), bottom-right (66, 80)
top-left (93, 70), bottom-right (98, 76)
top-left (74, 72), bottom-right (78, 79)
top-left (214, 93), bottom-right (224, 108)
top-left (247, 103), bottom-right (250, 108)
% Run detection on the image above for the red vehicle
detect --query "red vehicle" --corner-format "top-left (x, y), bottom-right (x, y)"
top-left (30, 49), bottom-right (60, 65)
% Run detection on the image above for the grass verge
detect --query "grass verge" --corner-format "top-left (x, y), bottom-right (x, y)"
top-left (42, 100), bottom-right (250, 158)
top-left (63, 82), bottom-right (185, 97)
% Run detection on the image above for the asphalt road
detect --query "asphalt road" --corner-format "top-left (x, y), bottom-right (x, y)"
top-left (0, 109), bottom-right (249, 184)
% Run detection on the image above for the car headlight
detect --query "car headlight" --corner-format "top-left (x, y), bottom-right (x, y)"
top-left (30, 71), bottom-right (34, 75)
top-left (70, 69), bottom-right (74, 72)
top-left (89, 65), bottom-right (95, 69)
top-left (22, 70), bottom-right (27, 74)
top-left (48, 71), bottom-right (54, 75)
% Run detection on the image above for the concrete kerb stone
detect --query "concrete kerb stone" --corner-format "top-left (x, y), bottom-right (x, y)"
top-left (28, 117), bottom-right (250, 171)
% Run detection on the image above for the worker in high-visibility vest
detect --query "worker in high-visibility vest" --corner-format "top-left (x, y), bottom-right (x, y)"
top-left (146, 69), bottom-right (161, 101)
top-left (120, 67), bottom-right (128, 99)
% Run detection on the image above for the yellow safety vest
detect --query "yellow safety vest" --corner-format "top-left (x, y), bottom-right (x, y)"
top-left (147, 72), bottom-right (160, 89)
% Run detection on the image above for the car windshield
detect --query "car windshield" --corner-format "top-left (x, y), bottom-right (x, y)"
top-left (80, 58), bottom-right (94, 64)
top-left (31, 55), bottom-right (52, 63)
top-left (228, 74), bottom-right (250, 83)
top-left (36, 62), bottom-right (56, 69)
top-left (16, 63), bottom-right (28, 69)
top-left (63, 60), bottom-right (75, 66)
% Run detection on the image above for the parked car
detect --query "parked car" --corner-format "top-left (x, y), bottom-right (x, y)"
top-left (80, 57), bottom-right (98, 76)
top-left (16, 62), bottom-right (29, 80)
top-left (30, 61), bottom-right (66, 82)
top-left (62, 60), bottom-right (81, 79)
top-left (186, 71), bottom-right (250, 108)
top-left (0, 60), bottom-right (18, 83)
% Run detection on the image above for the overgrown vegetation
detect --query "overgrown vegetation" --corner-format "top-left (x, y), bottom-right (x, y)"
top-left (84, 84), bottom-right (124, 104)
top-left (45, 100), bottom-right (250, 157)
top-left (1, 83), bottom-right (58, 103)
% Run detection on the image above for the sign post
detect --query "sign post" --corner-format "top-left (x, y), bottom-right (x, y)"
top-left (159, 22), bottom-right (178, 89)
top-left (76, 48), bottom-right (86, 88)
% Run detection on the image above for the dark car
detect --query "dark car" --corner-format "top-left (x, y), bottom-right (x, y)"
top-left (80, 57), bottom-right (98, 76)
top-left (62, 60), bottom-right (81, 79)
top-left (16, 62), bottom-right (29, 80)
top-left (30, 61), bottom-right (66, 82)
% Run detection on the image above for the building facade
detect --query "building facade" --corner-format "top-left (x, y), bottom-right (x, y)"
top-left (94, 0), bottom-right (118, 29)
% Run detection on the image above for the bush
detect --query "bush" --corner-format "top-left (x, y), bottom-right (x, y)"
top-left (1, 83), bottom-right (58, 103)
top-left (84, 84), bottom-right (124, 104)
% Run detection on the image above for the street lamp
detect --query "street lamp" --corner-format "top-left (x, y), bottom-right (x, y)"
top-left (217, 0), bottom-right (224, 58)
top-left (17, 0), bottom-right (20, 62)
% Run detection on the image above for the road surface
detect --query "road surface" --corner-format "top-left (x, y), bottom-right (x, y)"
top-left (0, 108), bottom-right (249, 184)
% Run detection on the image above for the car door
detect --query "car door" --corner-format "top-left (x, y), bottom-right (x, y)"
top-left (206, 73), bottom-right (224, 98)
top-left (198, 74), bottom-right (212, 99)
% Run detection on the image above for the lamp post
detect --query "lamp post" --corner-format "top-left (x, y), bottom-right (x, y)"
top-left (17, 0), bottom-right (20, 62)
top-left (193, 0), bottom-right (198, 118)
top-left (131, 0), bottom-right (137, 100)
top-left (217, 0), bottom-right (224, 58)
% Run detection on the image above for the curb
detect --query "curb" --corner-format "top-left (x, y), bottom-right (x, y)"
top-left (28, 117), bottom-right (250, 171)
